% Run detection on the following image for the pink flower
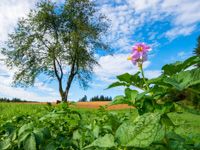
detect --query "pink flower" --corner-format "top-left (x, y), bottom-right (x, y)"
top-left (128, 43), bottom-right (151, 66)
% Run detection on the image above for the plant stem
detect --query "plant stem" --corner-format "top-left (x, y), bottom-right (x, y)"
top-left (162, 136), bottom-right (172, 150)
top-left (139, 64), bottom-right (150, 92)
top-left (139, 63), bottom-right (155, 107)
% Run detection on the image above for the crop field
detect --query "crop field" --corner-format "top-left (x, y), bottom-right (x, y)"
top-left (0, 102), bottom-right (200, 150)
top-left (10, 101), bottom-right (134, 110)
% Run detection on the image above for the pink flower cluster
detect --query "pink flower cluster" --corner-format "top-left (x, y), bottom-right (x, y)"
top-left (128, 43), bottom-right (152, 66)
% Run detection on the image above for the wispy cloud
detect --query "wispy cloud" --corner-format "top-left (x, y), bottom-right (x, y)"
top-left (94, 53), bottom-right (151, 82)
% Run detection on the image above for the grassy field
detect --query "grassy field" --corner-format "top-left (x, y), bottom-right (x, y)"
top-left (1, 102), bottom-right (200, 149)
top-left (1, 103), bottom-right (199, 134)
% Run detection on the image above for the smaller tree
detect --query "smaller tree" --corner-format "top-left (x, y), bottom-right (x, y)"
top-left (193, 35), bottom-right (200, 67)
top-left (79, 95), bottom-right (87, 102)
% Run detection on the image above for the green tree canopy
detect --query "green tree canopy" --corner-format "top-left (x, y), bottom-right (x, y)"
top-left (2, 0), bottom-right (110, 102)
top-left (193, 35), bottom-right (200, 67)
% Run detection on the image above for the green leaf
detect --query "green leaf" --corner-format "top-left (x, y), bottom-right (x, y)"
top-left (42, 142), bottom-right (59, 150)
top-left (2, 123), bottom-right (16, 141)
top-left (161, 114), bottom-right (175, 126)
top-left (153, 125), bottom-right (165, 142)
top-left (135, 90), bottom-right (151, 101)
top-left (109, 95), bottom-right (125, 105)
top-left (40, 127), bottom-right (51, 139)
top-left (138, 98), bottom-right (154, 115)
top-left (162, 55), bottom-right (200, 77)
top-left (18, 123), bottom-right (34, 137)
top-left (154, 101), bottom-right (174, 115)
top-left (92, 125), bottom-right (99, 138)
top-left (69, 101), bottom-right (78, 106)
top-left (125, 88), bottom-right (138, 104)
top-left (167, 132), bottom-right (185, 142)
top-left (181, 55), bottom-right (200, 70)
top-left (187, 68), bottom-right (200, 86)
top-left (162, 61), bottom-right (183, 76)
top-left (117, 73), bottom-right (132, 83)
top-left (24, 133), bottom-right (36, 150)
top-left (84, 134), bottom-right (115, 149)
top-left (106, 81), bottom-right (127, 89)
top-left (164, 71), bottom-right (192, 90)
top-left (172, 103), bottom-right (200, 115)
top-left (73, 130), bottom-right (81, 140)
top-left (115, 113), bottom-right (162, 148)
top-left (18, 132), bottom-right (31, 148)
top-left (33, 129), bottom-right (43, 146)
top-left (0, 139), bottom-right (11, 150)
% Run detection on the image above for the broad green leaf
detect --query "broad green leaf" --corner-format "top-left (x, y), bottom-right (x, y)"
top-left (187, 68), bottom-right (200, 86)
top-left (153, 125), bottom-right (165, 142)
top-left (161, 114), bottom-right (175, 126)
top-left (18, 123), bottom-right (34, 137)
top-left (41, 142), bottom-right (59, 150)
top-left (125, 88), bottom-right (138, 104)
top-left (69, 101), bottom-right (78, 106)
top-left (33, 129), bottom-right (43, 146)
top-left (162, 61), bottom-right (183, 76)
top-left (92, 125), bottom-right (99, 138)
top-left (18, 132), bottom-right (31, 148)
top-left (147, 74), bottom-right (166, 85)
top-left (162, 55), bottom-right (200, 77)
top-left (115, 113), bottom-right (162, 148)
top-left (102, 125), bottom-right (112, 131)
top-left (164, 71), bottom-right (192, 90)
top-left (84, 134), bottom-right (115, 149)
top-left (138, 98), bottom-right (154, 115)
top-left (135, 90), bottom-right (151, 101)
top-left (172, 103), bottom-right (200, 115)
top-left (154, 101), bottom-right (174, 115)
top-left (73, 130), bottom-right (81, 140)
top-left (24, 133), bottom-right (36, 150)
top-left (181, 55), bottom-right (200, 70)
top-left (40, 127), bottom-right (51, 139)
top-left (106, 81), bottom-right (127, 89)
top-left (130, 72), bottom-right (140, 83)
top-left (117, 73), bottom-right (132, 83)
top-left (2, 123), bottom-right (16, 141)
top-left (167, 132), bottom-right (185, 142)
top-left (0, 139), bottom-right (11, 150)
top-left (109, 96), bottom-right (125, 105)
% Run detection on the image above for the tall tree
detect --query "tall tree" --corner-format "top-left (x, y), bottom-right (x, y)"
top-left (2, 0), bottom-right (110, 102)
top-left (193, 35), bottom-right (200, 67)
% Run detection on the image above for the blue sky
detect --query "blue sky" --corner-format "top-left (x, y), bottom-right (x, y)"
top-left (0, 0), bottom-right (200, 102)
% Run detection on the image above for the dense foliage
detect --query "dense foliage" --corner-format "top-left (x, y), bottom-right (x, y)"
top-left (193, 35), bottom-right (200, 68)
top-left (90, 95), bottom-right (112, 102)
top-left (107, 55), bottom-right (200, 149)
top-left (0, 97), bottom-right (31, 103)
top-left (1, 0), bottom-right (110, 102)
top-left (0, 103), bottom-right (200, 150)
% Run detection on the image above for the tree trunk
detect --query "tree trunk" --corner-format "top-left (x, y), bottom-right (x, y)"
top-left (63, 68), bottom-right (76, 102)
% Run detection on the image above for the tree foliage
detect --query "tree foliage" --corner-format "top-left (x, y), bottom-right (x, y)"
top-left (79, 95), bottom-right (87, 102)
top-left (193, 35), bottom-right (200, 67)
top-left (2, 0), bottom-right (110, 102)
top-left (90, 95), bottom-right (112, 101)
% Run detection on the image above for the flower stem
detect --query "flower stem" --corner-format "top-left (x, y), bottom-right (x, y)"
top-left (162, 136), bottom-right (172, 150)
top-left (139, 64), bottom-right (150, 91)
top-left (139, 63), bottom-right (155, 107)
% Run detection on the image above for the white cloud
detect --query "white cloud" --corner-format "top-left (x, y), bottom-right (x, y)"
top-left (165, 26), bottom-right (196, 40)
top-left (0, 0), bottom-right (37, 42)
top-left (98, 0), bottom-right (199, 51)
top-left (144, 70), bottom-right (161, 79)
top-left (94, 53), bottom-right (151, 82)
top-left (35, 80), bottom-right (54, 92)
